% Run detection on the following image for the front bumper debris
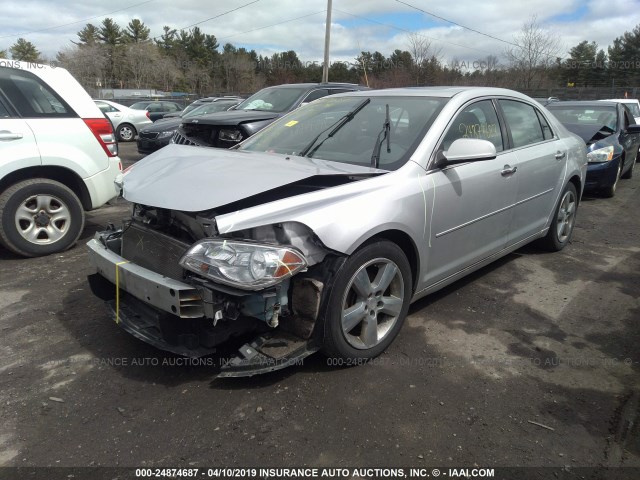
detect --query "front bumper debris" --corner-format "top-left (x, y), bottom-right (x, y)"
top-left (87, 231), bottom-right (323, 374)
top-left (218, 332), bottom-right (319, 378)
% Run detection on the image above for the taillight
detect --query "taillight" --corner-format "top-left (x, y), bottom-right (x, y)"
top-left (145, 111), bottom-right (151, 120)
top-left (83, 118), bottom-right (118, 157)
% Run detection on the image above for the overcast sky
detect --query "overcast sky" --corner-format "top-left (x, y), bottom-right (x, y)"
top-left (1, 0), bottom-right (639, 68)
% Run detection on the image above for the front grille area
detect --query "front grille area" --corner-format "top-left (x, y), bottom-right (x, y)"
top-left (139, 131), bottom-right (159, 140)
top-left (121, 223), bottom-right (189, 281)
top-left (173, 131), bottom-right (197, 146)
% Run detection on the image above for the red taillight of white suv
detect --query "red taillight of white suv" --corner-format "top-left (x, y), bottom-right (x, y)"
top-left (83, 118), bottom-right (119, 157)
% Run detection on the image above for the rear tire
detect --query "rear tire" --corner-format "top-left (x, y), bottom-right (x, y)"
top-left (0, 179), bottom-right (85, 257)
top-left (117, 123), bottom-right (136, 142)
top-left (539, 182), bottom-right (578, 252)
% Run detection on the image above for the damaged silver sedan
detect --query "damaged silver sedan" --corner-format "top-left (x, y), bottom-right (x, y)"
top-left (87, 87), bottom-right (587, 377)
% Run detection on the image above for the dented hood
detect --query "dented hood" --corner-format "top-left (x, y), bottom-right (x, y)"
top-left (122, 144), bottom-right (385, 211)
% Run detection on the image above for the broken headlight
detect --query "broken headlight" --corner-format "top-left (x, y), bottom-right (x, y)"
top-left (179, 240), bottom-right (306, 290)
top-left (219, 129), bottom-right (243, 142)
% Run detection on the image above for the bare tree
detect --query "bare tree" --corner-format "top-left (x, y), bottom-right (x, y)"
top-left (123, 43), bottom-right (158, 88)
top-left (150, 56), bottom-right (181, 92)
top-left (504, 16), bottom-right (561, 89)
top-left (56, 45), bottom-right (107, 95)
top-left (407, 32), bottom-right (442, 86)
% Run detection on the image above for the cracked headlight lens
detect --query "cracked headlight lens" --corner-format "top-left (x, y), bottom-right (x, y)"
top-left (179, 240), bottom-right (306, 290)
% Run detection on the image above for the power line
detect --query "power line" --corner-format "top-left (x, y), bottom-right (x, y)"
top-left (394, 0), bottom-right (518, 47)
top-left (176, 0), bottom-right (263, 31)
top-left (0, 0), bottom-right (156, 40)
top-left (217, 10), bottom-right (326, 42)
top-left (333, 8), bottom-right (495, 55)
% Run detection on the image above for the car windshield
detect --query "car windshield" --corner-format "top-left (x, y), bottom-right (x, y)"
top-left (234, 87), bottom-right (308, 113)
top-left (548, 105), bottom-right (618, 131)
top-left (238, 95), bottom-right (448, 170)
top-left (184, 102), bottom-right (235, 118)
top-left (181, 104), bottom-right (200, 115)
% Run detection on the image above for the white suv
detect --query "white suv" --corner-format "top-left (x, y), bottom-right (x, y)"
top-left (0, 59), bottom-right (121, 257)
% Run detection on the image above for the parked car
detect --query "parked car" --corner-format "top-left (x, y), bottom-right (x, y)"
top-left (532, 96), bottom-right (560, 106)
top-left (0, 59), bottom-right (121, 257)
top-left (547, 101), bottom-right (640, 197)
top-left (94, 99), bottom-right (152, 142)
top-left (600, 98), bottom-right (640, 124)
top-left (87, 87), bottom-right (586, 376)
top-left (162, 96), bottom-right (243, 119)
top-left (172, 83), bottom-right (369, 148)
top-left (137, 99), bottom-right (242, 154)
top-left (129, 100), bottom-right (182, 122)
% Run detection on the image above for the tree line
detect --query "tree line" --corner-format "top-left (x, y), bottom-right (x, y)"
top-left (2, 17), bottom-right (640, 96)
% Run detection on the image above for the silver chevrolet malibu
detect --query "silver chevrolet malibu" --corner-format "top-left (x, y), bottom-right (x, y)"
top-left (87, 87), bottom-right (587, 377)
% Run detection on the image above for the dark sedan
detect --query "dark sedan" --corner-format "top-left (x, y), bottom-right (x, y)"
top-left (129, 100), bottom-right (183, 122)
top-left (137, 99), bottom-right (240, 154)
top-left (547, 101), bottom-right (640, 197)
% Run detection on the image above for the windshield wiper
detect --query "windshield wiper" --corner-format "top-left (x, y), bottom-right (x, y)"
top-left (370, 104), bottom-right (391, 168)
top-left (299, 98), bottom-right (371, 157)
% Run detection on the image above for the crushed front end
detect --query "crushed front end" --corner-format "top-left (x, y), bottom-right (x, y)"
top-left (87, 204), bottom-right (341, 376)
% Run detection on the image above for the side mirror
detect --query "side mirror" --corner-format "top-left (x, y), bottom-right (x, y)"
top-left (626, 124), bottom-right (640, 134)
top-left (436, 138), bottom-right (497, 168)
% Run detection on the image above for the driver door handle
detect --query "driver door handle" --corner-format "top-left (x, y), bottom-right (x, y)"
top-left (0, 131), bottom-right (23, 141)
top-left (555, 151), bottom-right (566, 160)
top-left (501, 165), bottom-right (517, 176)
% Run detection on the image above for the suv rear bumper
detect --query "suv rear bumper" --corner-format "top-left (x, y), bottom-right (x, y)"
top-left (84, 157), bottom-right (122, 209)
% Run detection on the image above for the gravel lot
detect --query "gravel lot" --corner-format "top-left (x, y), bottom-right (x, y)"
top-left (1, 142), bottom-right (639, 475)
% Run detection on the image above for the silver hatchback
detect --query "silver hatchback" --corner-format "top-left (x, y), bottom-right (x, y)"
top-left (87, 87), bottom-right (587, 376)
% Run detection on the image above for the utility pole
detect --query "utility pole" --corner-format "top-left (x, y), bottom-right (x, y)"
top-left (322, 0), bottom-right (332, 83)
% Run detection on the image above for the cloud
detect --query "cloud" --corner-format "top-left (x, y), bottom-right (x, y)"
top-left (1, 0), bottom-right (639, 65)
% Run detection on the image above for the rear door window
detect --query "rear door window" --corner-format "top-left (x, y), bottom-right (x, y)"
top-left (499, 100), bottom-right (545, 148)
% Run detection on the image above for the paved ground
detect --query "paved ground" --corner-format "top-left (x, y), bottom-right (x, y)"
top-left (1, 142), bottom-right (639, 473)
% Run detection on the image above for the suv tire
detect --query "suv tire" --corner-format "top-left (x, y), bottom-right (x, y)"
top-left (0, 179), bottom-right (85, 257)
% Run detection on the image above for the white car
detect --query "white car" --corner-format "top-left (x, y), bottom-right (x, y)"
top-left (600, 99), bottom-right (640, 124)
top-left (0, 59), bottom-right (121, 257)
top-left (94, 99), bottom-right (152, 142)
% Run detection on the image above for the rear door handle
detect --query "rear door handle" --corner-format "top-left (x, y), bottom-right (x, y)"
top-left (555, 151), bottom-right (566, 160)
top-left (0, 131), bottom-right (23, 141)
top-left (501, 165), bottom-right (517, 176)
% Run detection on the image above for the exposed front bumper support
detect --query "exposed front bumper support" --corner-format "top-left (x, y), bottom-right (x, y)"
top-left (87, 238), bottom-right (204, 318)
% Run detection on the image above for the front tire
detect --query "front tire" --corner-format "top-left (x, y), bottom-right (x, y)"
top-left (117, 123), bottom-right (136, 142)
top-left (0, 179), bottom-right (85, 257)
top-left (539, 182), bottom-right (578, 252)
top-left (322, 241), bottom-right (412, 361)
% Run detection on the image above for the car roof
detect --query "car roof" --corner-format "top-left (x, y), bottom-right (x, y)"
top-left (261, 82), bottom-right (366, 89)
top-left (600, 98), bottom-right (638, 102)
top-left (547, 101), bottom-right (618, 108)
top-left (341, 86), bottom-right (539, 100)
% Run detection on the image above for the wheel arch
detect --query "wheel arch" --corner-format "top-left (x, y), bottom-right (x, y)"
top-left (567, 174), bottom-right (582, 203)
top-left (0, 166), bottom-right (92, 210)
top-left (355, 229), bottom-right (420, 295)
